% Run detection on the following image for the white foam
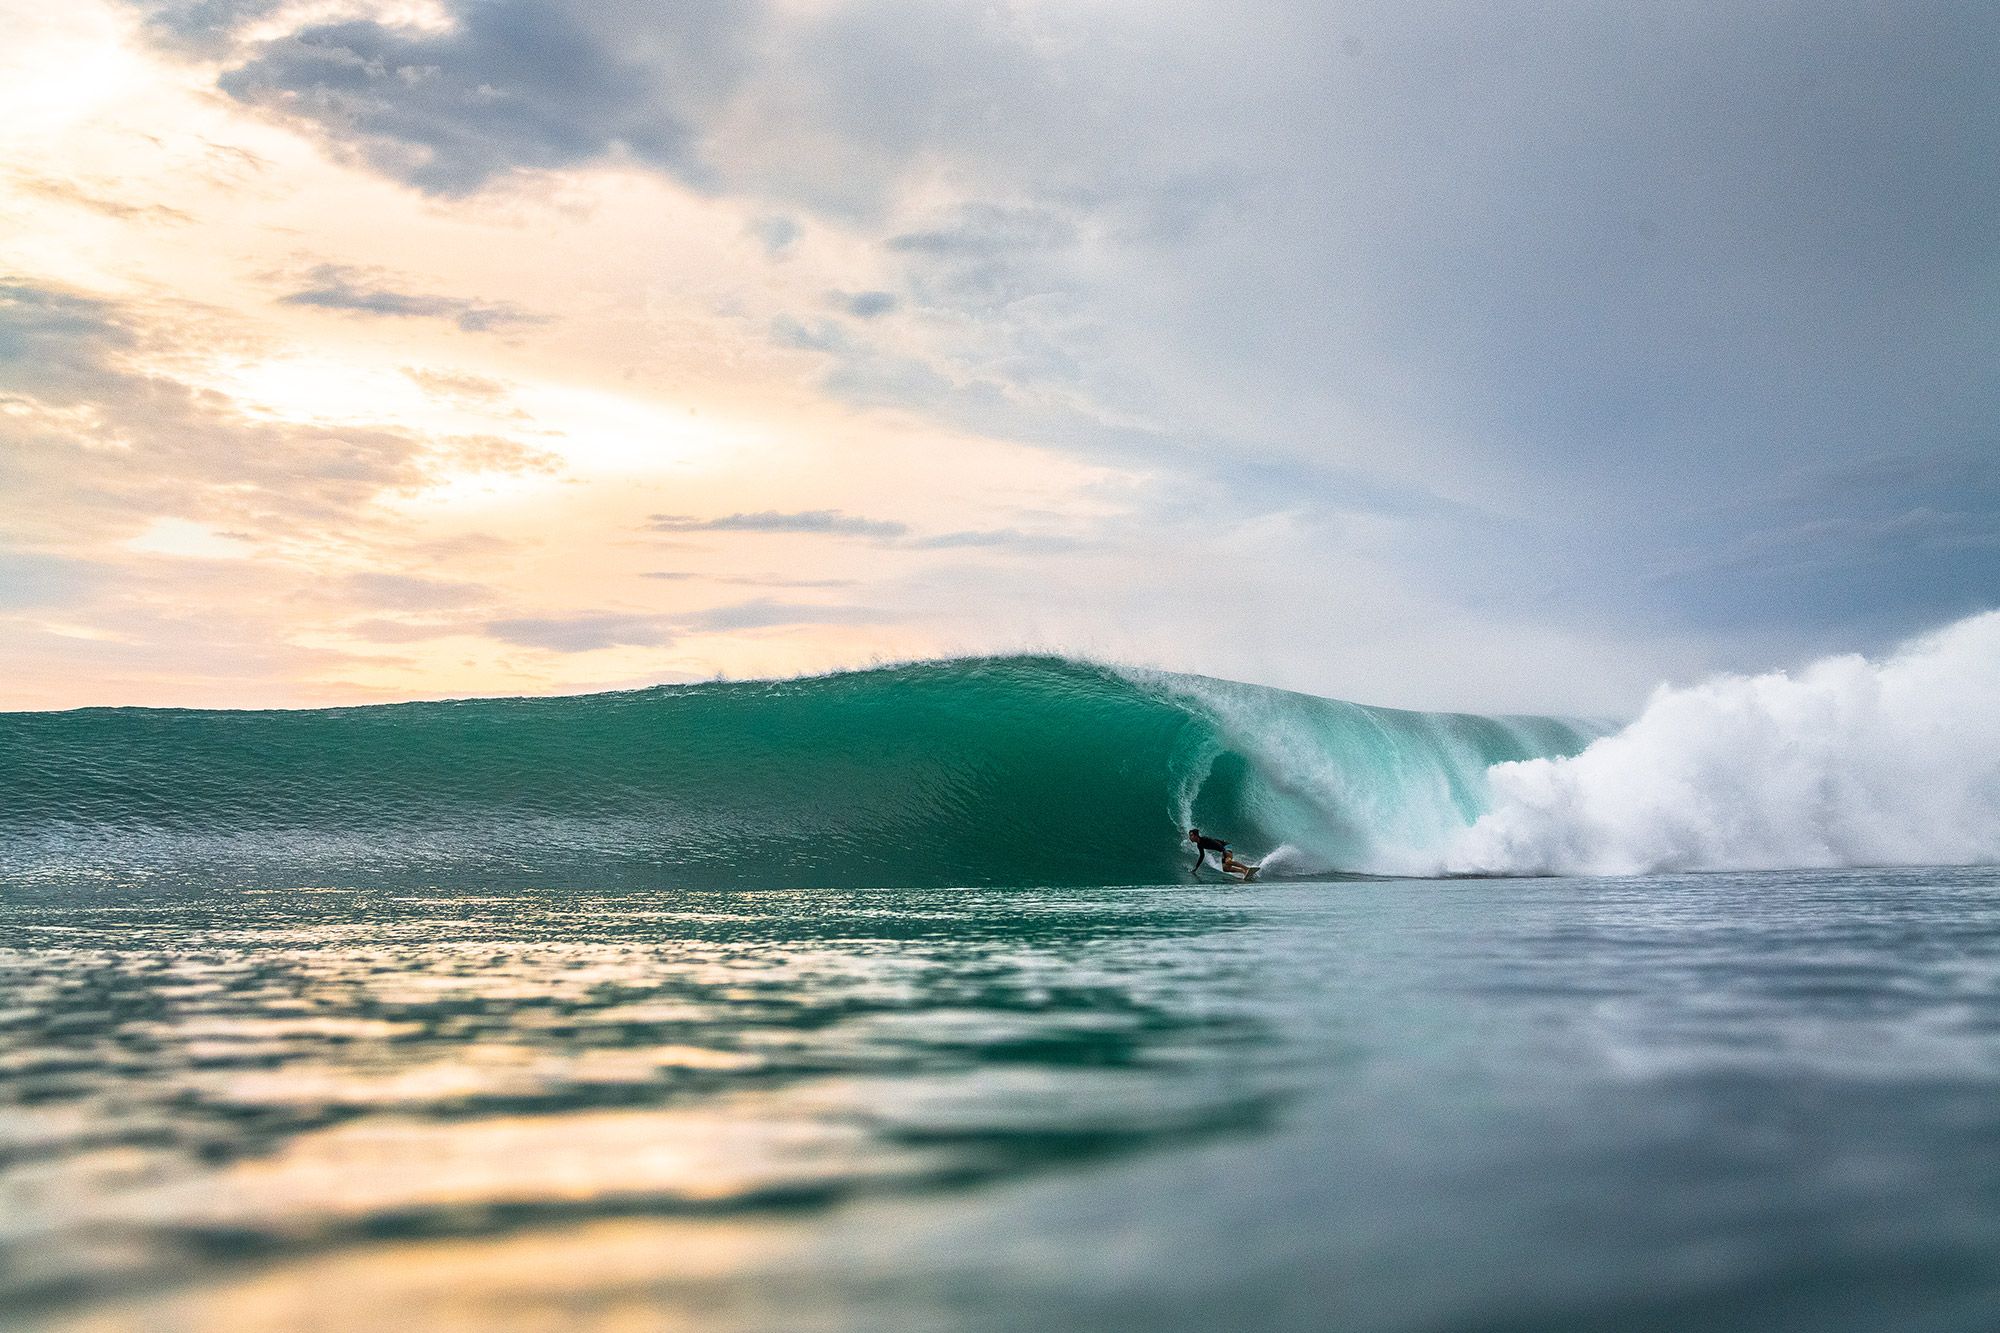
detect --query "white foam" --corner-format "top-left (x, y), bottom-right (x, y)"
top-left (1446, 611), bottom-right (2000, 876)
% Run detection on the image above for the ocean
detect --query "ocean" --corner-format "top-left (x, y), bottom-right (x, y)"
top-left (4, 632), bottom-right (1998, 1330)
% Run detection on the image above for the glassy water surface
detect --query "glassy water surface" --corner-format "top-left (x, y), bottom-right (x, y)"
top-left (4, 867), bottom-right (1998, 1331)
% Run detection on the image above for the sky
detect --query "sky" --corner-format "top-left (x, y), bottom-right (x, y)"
top-left (1, 0), bottom-right (1993, 715)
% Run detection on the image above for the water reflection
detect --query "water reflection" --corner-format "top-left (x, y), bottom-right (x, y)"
top-left (0, 883), bottom-right (1277, 1316)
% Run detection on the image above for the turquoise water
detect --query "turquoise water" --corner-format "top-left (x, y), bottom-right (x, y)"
top-left (5, 656), bottom-right (1997, 1329)
top-left (0, 656), bottom-right (1595, 888)
top-left (4, 868), bottom-right (1998, 1331)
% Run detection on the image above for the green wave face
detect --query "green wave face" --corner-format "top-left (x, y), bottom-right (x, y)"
top-left (0, 657), bottom-right (1596, 889)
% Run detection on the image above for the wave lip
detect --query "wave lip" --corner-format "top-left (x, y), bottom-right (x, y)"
top-left (1446, 612), bottom-right (2000, 877)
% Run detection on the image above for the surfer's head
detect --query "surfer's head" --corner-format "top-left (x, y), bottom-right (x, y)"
top-left (1187, 828), bottom-right (1199, 841)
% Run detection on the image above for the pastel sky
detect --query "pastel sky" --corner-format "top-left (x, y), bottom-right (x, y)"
top-left (2, 1), bottom-right (1993, 714)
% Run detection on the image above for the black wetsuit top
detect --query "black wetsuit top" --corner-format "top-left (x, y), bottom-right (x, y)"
top-left (1192, 834), bottom-right (1229, 855)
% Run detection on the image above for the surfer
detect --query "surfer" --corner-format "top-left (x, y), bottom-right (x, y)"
top-left (1188, 828), bottom-right (1257, 879)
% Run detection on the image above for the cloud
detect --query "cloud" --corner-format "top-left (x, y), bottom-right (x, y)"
top-left (904, 528), bottom-right (1081, 554)
top-left (484, 613), bottom-right (677, 652)
top-left (646, 509), bottom-right (909, 540)
top-left (403, 367), bottom-right (511, 401)
top-left (211, 3), bottom-right (759, 196)
top-left (0, 280), bottom-right (553, 549)
top-left (278, 264), bottom-right (546, 332)
top-left (642, 509), bottom-right (1078, 556)
top-left (97, 1), bottom-right (2000, 674)
top-left (9, 173), bottom-right (194, 224)
top-left (0, 280), bottom-right (140, 393)
top-left (745, 214), bottom-right (799, 256)
top-left (128, 1), bottom-right (297, 56)
top-left (680, 598), bottom-right (889, 632)
top-left (479, 599), bottom-right (886, 650)
top-left (642, 571), bottom-right (858, 588)
top-left (885, 204), bottom-right (1077, 259)
top-left (768, 315), bottom-right (846, 353)
top-left (348, 617), bottom-right (465, 645)
top-left (0, 282), bottom-right (404, 533)
top-left (344, 572), bottom-right (491, 611)
top-left (0, 549), bottom-right (100, 611)
top-left (828, 289), bottom-right (896, 319)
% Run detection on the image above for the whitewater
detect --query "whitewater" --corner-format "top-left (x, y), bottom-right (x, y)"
top-left (1, 611), bottom-right (1993, 888)
top-left (1447, 609), bottom-right (2000, 878)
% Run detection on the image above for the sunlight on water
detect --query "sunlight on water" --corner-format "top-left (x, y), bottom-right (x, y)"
top-left (5, 870), bottom-right (2000, 1331)
top-left (0, 883), bottom-right (1275, 1325)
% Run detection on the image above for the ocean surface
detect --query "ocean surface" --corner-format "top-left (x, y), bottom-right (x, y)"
top-left (4, 628), bottom-right (1998, 1331)
top-left (5, 870), bottom-right (1999, 1332)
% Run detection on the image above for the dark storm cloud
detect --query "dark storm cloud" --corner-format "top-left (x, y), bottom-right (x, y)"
top-left (279, 265), bottom-right (545, 333)
top-left (149, 1), bottom-right (2000, 650)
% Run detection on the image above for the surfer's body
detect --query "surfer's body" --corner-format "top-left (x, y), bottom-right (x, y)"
top-left (1188, 828), bottom-right (1257, 880)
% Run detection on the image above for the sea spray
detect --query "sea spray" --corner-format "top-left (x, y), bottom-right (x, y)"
top-left (1447, 611), bottom-right (2000, 876)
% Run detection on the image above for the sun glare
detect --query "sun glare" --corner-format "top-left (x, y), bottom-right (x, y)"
top-left (507, 382), bottom-right (748, 477)
top-left (215, 355), bottom-right (436, 426)
top-left (126, 517), bottom-right (256, 560)
top-left (209, 352), bottom-right (738, 481)
top-left (0, 10), bottom-right (143, 145)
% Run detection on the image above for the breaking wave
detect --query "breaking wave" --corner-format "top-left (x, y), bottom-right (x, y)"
top-left (1447, 612), bottom-right (2000, 876)
top-left (0, 656), bottom-right (1588, 890)
top-left (4, 613), bottom-right (1991, 890)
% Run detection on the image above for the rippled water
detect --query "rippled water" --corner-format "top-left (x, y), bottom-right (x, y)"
top-left (5, 868), bottom-right (1999, 1330)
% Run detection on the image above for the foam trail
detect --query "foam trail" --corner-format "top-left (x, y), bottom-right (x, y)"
top-left (1447, 612), bottom-right (2000, 876)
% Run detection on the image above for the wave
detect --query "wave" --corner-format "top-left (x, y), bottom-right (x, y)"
top-left (0, 656), bottom-right (1591, 890)
top-left (1446, 611), bottom-right (2000, 876)
top-left (7, 612), bottom-right (1990, 890)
